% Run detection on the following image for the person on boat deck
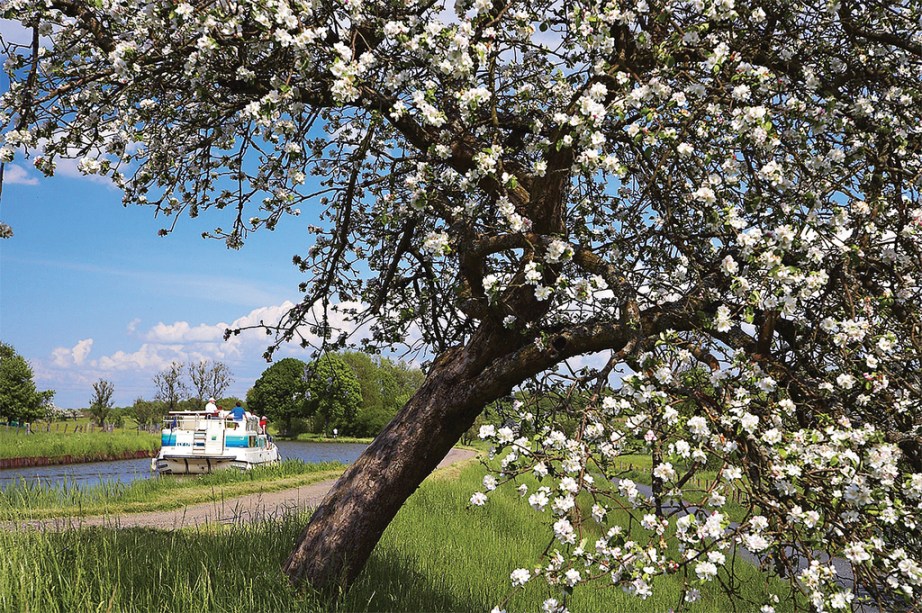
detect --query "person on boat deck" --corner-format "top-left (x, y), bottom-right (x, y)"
top-left (259, 415), bottom-right (268, 434)
top-left (231, 401), bottom-right (247, 421)
top-left (205, 397), bottom-right (218, 417)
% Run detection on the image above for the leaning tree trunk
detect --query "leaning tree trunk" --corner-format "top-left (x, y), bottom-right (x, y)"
top-left (283, 326), bottom-right (522, 592)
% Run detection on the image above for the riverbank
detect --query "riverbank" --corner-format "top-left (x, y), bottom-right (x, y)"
top-left (0, 427), bottom-right (159, 465)
top-left (1, 459), bottom-right (346, 521)
top-left (6, 449), bottom-right (472, 529)
top-left (274, 432), bottom-right (373, 445)
top-left (0, 448), bottom-right (155, 469)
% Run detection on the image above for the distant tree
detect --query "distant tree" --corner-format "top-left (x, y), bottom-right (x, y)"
top-left (188, 359), bottom-right (233, 405)
top-left (305, 353), bottom-right (363, 435)
top-left (174, 398), bottom-right (201, 412)
top-left (153, 362), bottom-right (187, 412)
top-left (206, 361), bottom-right (233, 401)
top-left (188, 360), bottom-right (211, 404)
top-left (107, 406), bottom-right (129, 428)
top-left (87, 379), bottom-right (115, 426)
top-left (342, 352), bottom-right (425, 436)
top-left (217, 397), bottom-right (246, 412)
top-left (0, 342), bottom-right (53, 423)
top-left (131, 398), bottom-right (165, 430)
top-left (247, 358), bottom-right (309, 435)
top-left (340, 352), bottom-right (383, 415)
top-left (378, 359), bottom-right (425, 414)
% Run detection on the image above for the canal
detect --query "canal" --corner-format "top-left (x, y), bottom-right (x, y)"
top-left (0, 441), bottom-right (367, 489)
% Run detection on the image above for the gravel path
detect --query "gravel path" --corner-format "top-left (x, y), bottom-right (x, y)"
top-left (6, 448), bottom-right (477, 532)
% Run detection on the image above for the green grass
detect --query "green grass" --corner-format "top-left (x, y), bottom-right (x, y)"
top-left (0, 426), bottom-right (159, 460)
top-left (0, 461), bottom-right (800, 612)
top-left (608, 454), bottom-right (754, 523)
top-left (0, 460), bottom-right (345, 520)
top-left (276, 432), bottom-right (373, 445)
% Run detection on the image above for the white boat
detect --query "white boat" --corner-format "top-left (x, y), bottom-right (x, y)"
top-left (152, 410), bottom-right (280, 474)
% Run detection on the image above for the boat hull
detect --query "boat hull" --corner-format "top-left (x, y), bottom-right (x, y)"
top-left (152, 412), bottom-right (280, 475)
top-left (152, 447), bottom-right (280, 474)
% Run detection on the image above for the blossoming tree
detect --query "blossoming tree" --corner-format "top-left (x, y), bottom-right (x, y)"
top-left (2, 0), bottom-right (921, 609)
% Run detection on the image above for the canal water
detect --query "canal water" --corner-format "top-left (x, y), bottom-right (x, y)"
top-left (0, 441), bottom-right (367, 490)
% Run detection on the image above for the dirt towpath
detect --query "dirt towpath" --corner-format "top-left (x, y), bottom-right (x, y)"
top-left (8, 448), bottom-right (477, 532)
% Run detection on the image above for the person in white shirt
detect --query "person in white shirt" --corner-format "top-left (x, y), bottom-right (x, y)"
top-left (205, 397), bottom-right (218, 416)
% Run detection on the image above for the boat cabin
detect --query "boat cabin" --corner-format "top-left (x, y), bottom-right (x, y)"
top-left (154, 410), bottom-right (277, 473)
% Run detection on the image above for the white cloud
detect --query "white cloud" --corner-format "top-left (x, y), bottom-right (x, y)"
top-left (72, 338), bottom-right (93, 365)
top-left (40, 300), bottom-right (385, 406)
top-left (0, 19), bottom-right (34, 46)
top-left (50, 348), bottom-right (69, 367)
top-left (142, 300), bottom-right (373, 353)
top-left (565, 350), bottom-right (613, 374)
top-left (145, 320), bottom-right (226, 344)
top-left (51, 338), bottom-right (94, 367)
top-left (3, 163), bottom-right (39, 186)
top-left (95, 343), bottom-right (187, 371)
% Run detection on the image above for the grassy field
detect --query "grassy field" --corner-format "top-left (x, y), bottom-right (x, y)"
top-left (0, 461), bottom-right (798, 612)
top-left (0, 460), bottom-right (344, 520)
top-left (0, 426), bottom-right (160, 461)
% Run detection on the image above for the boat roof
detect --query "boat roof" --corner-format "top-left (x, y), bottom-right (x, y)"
top-left (167, 410), bottom-right (216, 415)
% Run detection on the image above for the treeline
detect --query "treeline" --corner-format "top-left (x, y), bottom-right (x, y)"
top-left (79, 360), bottom-right (238, 430)
top-left (84, 396), bottom-right (248, 431)
top-left (0, 340), bottom-right (424, 438)
top-left (247, 352), bottom-right (424, 437)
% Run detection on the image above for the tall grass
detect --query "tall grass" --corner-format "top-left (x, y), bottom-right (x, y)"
top-left (0, 461), bottom-right (800, 612)
top-left (0, 428), bottom-right (159, 460)
top-left (0, 460), bottom-right (344, 520)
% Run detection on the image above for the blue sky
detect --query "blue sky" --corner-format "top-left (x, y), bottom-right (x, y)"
top-left (0, 157), bottom-right (331, 408)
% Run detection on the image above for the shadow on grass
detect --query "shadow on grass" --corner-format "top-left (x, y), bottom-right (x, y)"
top-left (339, 548), bottom-right (482, 612)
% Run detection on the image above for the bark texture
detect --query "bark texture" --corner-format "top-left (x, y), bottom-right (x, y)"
top-left (282, 325), bottom-right (521, 591)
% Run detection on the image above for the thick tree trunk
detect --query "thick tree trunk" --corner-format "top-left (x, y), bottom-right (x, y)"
top-left (282, 311), bottom-right (643, 592)
top-left (283, 327), bottom-right (519, 592)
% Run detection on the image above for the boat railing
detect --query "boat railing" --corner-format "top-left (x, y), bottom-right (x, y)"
top-left (162, 415), bottom-right (259, 433)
